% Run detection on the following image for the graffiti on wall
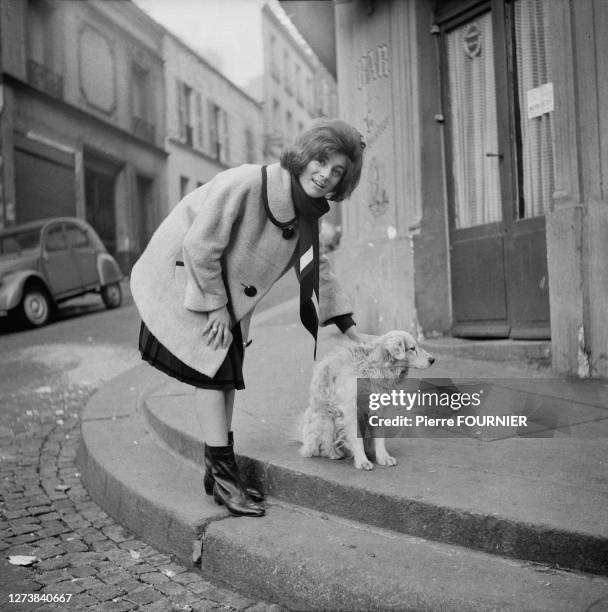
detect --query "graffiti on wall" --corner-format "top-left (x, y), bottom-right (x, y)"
top-left (367, 156), bottom-right (389, 217)
top-left (357, 44), bottom-right (390, 90)
top-left (356, 43), bottom-right (391, 219)
top-left (363, 110), bottom-right (390, 150)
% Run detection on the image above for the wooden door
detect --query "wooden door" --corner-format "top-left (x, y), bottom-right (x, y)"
top-left (439, 0), bottom-right (552, 339)
top-left (84, 167), bottom-right (117, 256)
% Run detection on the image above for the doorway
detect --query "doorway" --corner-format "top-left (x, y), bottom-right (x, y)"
top-left (14, 134), bottom-right (75, 223)
top-left (135, 174), bottom-right (154, 253)
top-left (438, 0), bottom-right (553, 339)
top-left (84, 154), bottom-right (119, 256)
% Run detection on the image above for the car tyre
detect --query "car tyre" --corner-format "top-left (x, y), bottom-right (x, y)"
top-left (20, 285), bottom-right (52, 327)
top-left (101, 282), bottom-right (122, 309)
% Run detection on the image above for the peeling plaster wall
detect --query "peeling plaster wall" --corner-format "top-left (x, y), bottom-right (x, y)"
top-left (334, 1), bottom-right (414, 335)
top-left (334, 0), bottom-right (450, 337)
top-left (586, 201), bottom-right (608, 377)
top-left (547, 0), bottom-right (608, 378)
top-left (336, 234), bottom-right (418, 335)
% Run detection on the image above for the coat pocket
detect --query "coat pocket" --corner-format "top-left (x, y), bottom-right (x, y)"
top-left (174, 260), bottom-right (186, 284)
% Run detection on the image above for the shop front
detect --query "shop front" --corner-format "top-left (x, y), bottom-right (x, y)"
top-left (436, 0), bottom-right (552, 339)
top-left (333, 0), bottom-right (608, 376)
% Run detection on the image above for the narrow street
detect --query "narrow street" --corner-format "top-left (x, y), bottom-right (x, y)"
top-left (0, 279), bottom-right (296, 612)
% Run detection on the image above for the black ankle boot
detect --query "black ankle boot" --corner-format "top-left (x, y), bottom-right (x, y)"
top-left (203, 443), bottom-right (265, 517)
top-left (203, 432), bottom-right (265, 502)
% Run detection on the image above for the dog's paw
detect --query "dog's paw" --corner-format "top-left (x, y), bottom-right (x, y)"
top-left (376, 454), bottom-right (398, 467)
top-left (354, 458), bottom-right (374, 470)
top-left (299, 445), bottom-right (315, 458)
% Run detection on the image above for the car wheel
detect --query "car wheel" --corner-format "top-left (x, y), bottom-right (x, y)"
top-left (20, 286), bottom-right (52, 327)
top-left (101, 282), bottom-right (122, 309)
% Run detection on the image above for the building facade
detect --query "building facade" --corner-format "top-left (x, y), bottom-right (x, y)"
top-left (163, 33), bottom-right (263, 207)
top-left (0, 0), bottom-right (168, 272)
top-left (261, 2), bottom-right (338, 161)
top-left (331, 0), bottom-right (608, 377)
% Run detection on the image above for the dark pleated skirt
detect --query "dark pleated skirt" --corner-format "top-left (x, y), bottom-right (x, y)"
top-left (138, 321), bottom-right (245, 390)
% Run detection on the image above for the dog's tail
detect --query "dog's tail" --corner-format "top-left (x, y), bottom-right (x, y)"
top-left (299, 410), bottom-right (347, 460)
top-left (300, 357), bottom-right (354, 460)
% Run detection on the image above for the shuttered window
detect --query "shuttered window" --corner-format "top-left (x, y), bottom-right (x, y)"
top-left (14, 136), bottom-right (75, 223)
top-left (195, 92), bottom-right (204, 150)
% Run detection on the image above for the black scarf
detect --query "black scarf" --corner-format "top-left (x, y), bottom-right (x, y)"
top-left (291, 174), bottom-right (330, 358)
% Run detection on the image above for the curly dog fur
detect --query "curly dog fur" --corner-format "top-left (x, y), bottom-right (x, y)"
top-left (300, 331), bottom-right (435, 470)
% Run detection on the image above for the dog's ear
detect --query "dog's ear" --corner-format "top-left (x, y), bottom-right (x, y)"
top-left (384, 334), bottom-right (407, 360)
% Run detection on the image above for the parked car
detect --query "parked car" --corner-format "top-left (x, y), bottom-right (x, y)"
top-left (0, 217), bottom-right (123, 327)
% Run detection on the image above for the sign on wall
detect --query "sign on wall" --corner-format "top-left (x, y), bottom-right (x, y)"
top-left (527, 82), bottom-right (554, 119)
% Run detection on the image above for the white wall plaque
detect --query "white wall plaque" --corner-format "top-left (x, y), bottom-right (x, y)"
top-left (527, 82), bottom-right (554, 119)
top-left (79, 26), bottom-right (116, 115)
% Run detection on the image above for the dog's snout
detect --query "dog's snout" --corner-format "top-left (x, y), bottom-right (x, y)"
top-left (429, 356), bottom-right (436, 365)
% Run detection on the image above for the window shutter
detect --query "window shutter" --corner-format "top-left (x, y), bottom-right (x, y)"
top-left (195, 92), bottom-right (203, 150)
top-left (208, 100), bottom-right (217, 158)
top-left (222, 109), bottom-right (230, 164)
top-left (177, 79), bottom-right (185, 140)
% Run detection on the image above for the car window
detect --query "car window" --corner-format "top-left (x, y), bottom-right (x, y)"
top-left (45, 225), bottom-right (68, 252)
top-left (66, 224), bottom-right (90, 248)
top-left (18, 231), bottom-right (41, 251)
top-left (0, 237), bottom-right (20, 255)
top-left (0, 231), bottom-right (41, 254)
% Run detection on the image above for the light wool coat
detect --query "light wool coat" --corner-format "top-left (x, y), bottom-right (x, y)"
top-left (130, 162), bottom-right (353, 377)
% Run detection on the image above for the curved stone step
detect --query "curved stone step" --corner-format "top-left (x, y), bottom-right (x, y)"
top-left (76, 365), bottom-right (230, 563)
top-left (143, 381), bottom-right (608, 577)
top-left (78, 365), bottom-right (608, 611)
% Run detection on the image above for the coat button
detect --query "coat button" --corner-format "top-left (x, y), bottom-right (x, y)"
top-left (282, 226), bottom-right (295, 239)
top-left (243, 285), bottom-right (257, 297)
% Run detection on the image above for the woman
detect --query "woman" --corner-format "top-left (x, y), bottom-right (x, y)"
top-left (130, 119), bottom-right (365, 517)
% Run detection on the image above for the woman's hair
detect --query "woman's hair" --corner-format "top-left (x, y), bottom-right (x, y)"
top-left (280, 119), bottom-right (366, 202)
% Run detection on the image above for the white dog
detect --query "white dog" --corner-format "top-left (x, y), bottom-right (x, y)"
top-left (300, 331), bottom-right (435, 470)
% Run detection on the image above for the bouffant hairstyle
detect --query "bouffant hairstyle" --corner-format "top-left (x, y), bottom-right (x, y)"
top-left (280, 119), bottom-right (365, 202)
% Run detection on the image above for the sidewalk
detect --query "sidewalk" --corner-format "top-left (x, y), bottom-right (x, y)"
top-left (78, 301), bottom-right (608, 611)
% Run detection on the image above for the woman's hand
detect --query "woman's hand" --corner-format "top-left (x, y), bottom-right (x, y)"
top-left (203, 305), bottom-right (233, 350)
top-left (344, 326), bottom-right (361, 343)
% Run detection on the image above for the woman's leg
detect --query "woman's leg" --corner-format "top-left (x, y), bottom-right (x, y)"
top-left (225, 389), bottom-right (235, 432)
top-left (194, 388), bottom-right (229, 446)
top-left (196, 388), bottom-right (264, 516)
top-left (221, 389), bottom-right (265, 502)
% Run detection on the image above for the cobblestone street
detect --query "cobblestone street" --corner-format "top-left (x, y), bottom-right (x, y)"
top-left (0, 382), bottom-right (282, 612)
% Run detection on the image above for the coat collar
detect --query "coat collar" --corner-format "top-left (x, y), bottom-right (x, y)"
top-left (265, 162), bottom-right (296, 224)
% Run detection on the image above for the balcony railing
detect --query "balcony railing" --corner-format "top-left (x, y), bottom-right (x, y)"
top-left (27, 59), bottom-right (63, 99)
top-left (132, 116), bottom-right (156, 144)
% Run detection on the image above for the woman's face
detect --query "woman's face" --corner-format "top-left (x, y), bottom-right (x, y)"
top-left (298, 152), bottom-right (348, 199)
